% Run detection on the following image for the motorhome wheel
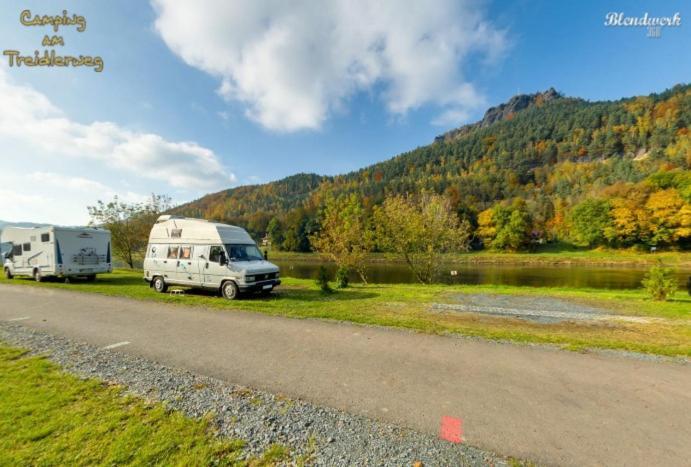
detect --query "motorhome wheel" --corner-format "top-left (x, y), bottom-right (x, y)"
top-left (222, 281), bottom-right (239, 300)
top-left (153, 276), bottom-right (168, 293)
top-left (4, 268), bottom-right (12, 280)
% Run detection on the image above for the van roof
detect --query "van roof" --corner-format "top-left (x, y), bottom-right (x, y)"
top-left (149, 216), bottom-right (254, 244)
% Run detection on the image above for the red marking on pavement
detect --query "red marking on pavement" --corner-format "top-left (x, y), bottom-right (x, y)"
top-left (439, 415), bottom-right (463, 443)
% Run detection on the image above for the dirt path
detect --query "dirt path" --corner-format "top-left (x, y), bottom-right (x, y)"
top-left (1, 284), bottom-right (689, 466)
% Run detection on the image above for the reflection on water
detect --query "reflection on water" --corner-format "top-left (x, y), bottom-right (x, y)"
top-left (274, 261), bottom-right (690, 290)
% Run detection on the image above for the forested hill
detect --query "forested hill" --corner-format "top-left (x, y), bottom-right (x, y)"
top-left (173, 84), bottom-right (691, 250)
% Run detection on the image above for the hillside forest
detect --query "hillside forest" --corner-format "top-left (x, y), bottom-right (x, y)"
top-left (173, 84), bottom-right (691, 253)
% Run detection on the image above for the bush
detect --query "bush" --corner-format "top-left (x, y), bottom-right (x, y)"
top-left (335, 266), bottom-right (350, 288)
top-left (315, 266), bottom-right (332, 294)
top-left (642, 265), bottom-right (678, 301)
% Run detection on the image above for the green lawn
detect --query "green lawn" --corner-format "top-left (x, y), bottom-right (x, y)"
top-left (2, 269), bottom-right (690, 357)
top-left (0, 344), bottom-right (291, 466)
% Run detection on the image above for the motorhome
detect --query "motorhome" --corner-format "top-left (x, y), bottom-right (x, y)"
top-left (2, 226), bottom-right (112, 281)
top-left (143, 215), bottom-right (280, 299)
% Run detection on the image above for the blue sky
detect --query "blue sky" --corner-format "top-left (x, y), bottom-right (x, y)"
top-left (0, 0), bottom-right (688, 224)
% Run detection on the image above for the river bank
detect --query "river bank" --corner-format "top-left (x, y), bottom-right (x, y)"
top-left (268, 249), bottom-right (691, 268)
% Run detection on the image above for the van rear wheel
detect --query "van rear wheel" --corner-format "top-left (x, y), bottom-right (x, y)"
top-left (153, 276), bottom-right (168, 293)
top-left (4, 268), bottom-right (12, 280)
top-left (221, 281), bottom-right (239, 300)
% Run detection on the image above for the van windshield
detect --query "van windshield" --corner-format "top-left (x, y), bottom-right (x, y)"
top-left (225, 244), bottom-right (264, 262)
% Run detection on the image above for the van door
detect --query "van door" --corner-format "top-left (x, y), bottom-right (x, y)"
top-left (175, 245), bottom-right (201, 286)
top-left (202, 245), bottom-right (228, 288)
top-left (161, 245), bottom-right (180, 283)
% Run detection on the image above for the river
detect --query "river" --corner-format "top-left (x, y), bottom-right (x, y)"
top-left (273, 260), bottom-right (690, 290)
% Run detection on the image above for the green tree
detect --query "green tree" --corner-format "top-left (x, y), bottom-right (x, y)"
top-left (315, 265), bottom-right (333, 294)
top-left (477, 199), bottom-right (532, 250)
top-left (642, 264), bottom-right (678, 301)
top-left (374, 193), bottom-right (471, 284)
top-left (88, 194), bottom-right (171, 268)
top-left (281, 209), bottom-right (314, 252)
top-left (266, 217), bottom-right (284, 249)
top-left (310, 193), bottom-right (374, 284)
top-left (568, 199), bottom-right (612, 247)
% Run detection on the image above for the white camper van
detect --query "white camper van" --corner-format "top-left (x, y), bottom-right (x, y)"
top-left (143, 215), bottom-right (280, 299)
top-left (2, 226), bottom-right (112, 281)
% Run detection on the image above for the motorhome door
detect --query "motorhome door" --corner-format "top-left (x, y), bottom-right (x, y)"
top-left (203, 245), bottom-right (228, 287)
top-left (175, 245), bottom-right (201, 285)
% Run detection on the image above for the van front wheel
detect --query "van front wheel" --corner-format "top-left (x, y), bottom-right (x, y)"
top-left (152, 276), bottom-right (168, 293)
top-left (221, 281), bottom-right (239, 300)
top-left (4, 268), bottom-right (12, 280)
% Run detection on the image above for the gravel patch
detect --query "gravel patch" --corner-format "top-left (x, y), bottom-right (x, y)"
top-left (0, 323), bottom-right (508, 466)
top-left (434, 294), bottom-right (610, 323)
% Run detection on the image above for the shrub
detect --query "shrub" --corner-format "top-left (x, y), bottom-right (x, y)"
top-left (642, 265), bottom-right (678, 301)
top-left (315, 266), bottom-right (332, 293)
top-left (335, 266), bottom-right (350, 288)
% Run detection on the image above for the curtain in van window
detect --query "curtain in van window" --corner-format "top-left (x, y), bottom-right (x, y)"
top-left (179, 246), bottom-right (192, 260)
top-left (167, 245), bottom-right (179, 259)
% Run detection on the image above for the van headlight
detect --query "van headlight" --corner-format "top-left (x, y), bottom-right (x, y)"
top-left (245, 275), bottom-right (255, 282)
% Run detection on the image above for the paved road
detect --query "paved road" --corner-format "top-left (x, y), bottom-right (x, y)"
top-left (1, 284), bottom-right (689, 466)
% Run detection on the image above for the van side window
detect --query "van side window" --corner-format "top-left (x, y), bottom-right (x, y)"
top-left (179, 246), bottom-right (192, 260)
top-left (12, 244), bottom-right (22, 256)
top-left (41, 233), bottom-right (50, 242)
top-left (209, 246), bottom-right (224, 263)
top-left (23, 243), bottom-right (31, 252)
top-left (167, 245), bottom-right (179, 259)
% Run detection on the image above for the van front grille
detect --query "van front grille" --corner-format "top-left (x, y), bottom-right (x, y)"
top-left (256, 272), bottom-right (277, 281)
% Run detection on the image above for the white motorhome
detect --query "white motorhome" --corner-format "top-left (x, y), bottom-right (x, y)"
top-left (2, 226), bottom-right (112, 281)
top-left (143, 215), bottom-right (280, 299)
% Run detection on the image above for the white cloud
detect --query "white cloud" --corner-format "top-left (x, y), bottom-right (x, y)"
top-left (0, 68), bottom-right (236, 225)
top-left (0, 172), bottom-right (152, 225)
top-left (0, 68), bottom-right (235, 190)
top-left (152, 0), bottom-right (507, 131)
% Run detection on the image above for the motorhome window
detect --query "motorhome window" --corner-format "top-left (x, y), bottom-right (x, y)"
top-left (12, 245), bottom-right (22, 256)
top-left (167, 245), bottom-right (180, 259)
top-left (41, 233), bottom-right (50, 242)
top-left (225, 244), bottom-right (264, 262)
top-left (179, 246), bottom-right (192, 260)
top-left (171, 229), bottom-right (182, 238)
top-left (23, 243), bottom-right (31, 252)
top-left (209, 245), bottom-right (225, 263)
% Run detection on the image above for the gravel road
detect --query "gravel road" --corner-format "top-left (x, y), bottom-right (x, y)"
top-left (436, 294), bottom-right (611, 323)
top-left (0, 323), bottom-right (505, 466)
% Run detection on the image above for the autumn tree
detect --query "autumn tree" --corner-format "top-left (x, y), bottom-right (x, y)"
top-left (88, 194), bottom-right (171, 268)
top-left (374, 193), bottom-right (471, 284)
top-left (310, 193), bottom-right (374, 283)
top-left (645, 188), bottom-right (689, 245)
